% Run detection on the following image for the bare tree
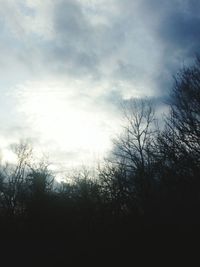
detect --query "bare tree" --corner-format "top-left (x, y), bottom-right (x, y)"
top-left (99, 161), bottom-right (131, 216)
top-left (112, 98), bottom-right (156, 174)
top-left (0, 141), bottom-right (32, 216)
top-left (170, 57), bottom-right (200, 160)
top-left (157, 56), bottom-right (200, 182)
top-left (100, 98), bottom-right (157, 214)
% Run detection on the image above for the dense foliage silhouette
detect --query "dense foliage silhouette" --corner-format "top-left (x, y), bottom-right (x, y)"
top-left (0, 56), bottom-right (200, 263)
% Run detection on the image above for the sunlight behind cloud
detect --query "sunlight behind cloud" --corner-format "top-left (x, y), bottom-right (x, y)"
top-left (15, 80), bottom-right (118, 167)
top-left (0, 148), bottom-right (17, 165)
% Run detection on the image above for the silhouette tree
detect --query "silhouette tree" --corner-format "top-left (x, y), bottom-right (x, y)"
top-left (0, 141), bottom-right (32, 217)
top-left (105, 98), bottom-right (157, 215)
top-left (171, 57), bottom-right (200, 168)
top-left (27, 162), bottom-right (54, 197)
top-left (113, 98), bottom-right (156, 172)
top-left (157, 57), bottom-right (200, 180)
top-left (154, 56), bottom-right (200, 225)
top-left (99, 161), bottom-right (130, 216)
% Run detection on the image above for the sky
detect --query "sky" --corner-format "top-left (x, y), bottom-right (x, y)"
top-left (0, 0), bottom-right (200, 173)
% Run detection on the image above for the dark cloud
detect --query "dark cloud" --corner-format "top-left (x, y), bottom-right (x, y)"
top-left (130, 0), bottom-right (200, 94)
top-left (155, 0), bottom-right (200, 92)
top-left (41, 0), bottom-right (113, 78)
top-left (156, 3), bottom-right (200, 53)
top-left (50, 0), bottom-right (98, 75)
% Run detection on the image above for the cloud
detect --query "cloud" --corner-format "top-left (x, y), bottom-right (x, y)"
top-left (1, 0), bottom-right (200, 89)
top-left (0, 0), bottom-right (200, 167)
top-left (116, 0), bottom-right (200, 80)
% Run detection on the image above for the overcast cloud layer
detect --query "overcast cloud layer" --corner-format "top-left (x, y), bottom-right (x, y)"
top-left (0, 0), bottom-right (200, 170)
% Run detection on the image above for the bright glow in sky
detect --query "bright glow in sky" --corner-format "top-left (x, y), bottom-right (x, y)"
top-left (13, 79), bottom-right (120, 169)
top-left (22, 88), bottom-right (112, 154)
top-left (0, 0), bottom-right (199, 173)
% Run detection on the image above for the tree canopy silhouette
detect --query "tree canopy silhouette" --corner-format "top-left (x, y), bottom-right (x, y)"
top-left (0, 55), bottom-right (200, 263)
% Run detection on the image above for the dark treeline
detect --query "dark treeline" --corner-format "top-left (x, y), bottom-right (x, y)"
top-left (1, 57), bottom-right (200, 263)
